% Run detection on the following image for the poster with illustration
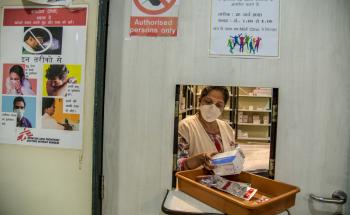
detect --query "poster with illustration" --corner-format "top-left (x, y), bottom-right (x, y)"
top-left (0, 6), bottom-right (87, 149)
top-left (210, 0), bottom-right (280, 57)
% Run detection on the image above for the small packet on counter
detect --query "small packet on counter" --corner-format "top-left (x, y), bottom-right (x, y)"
top-left (211, 147), bottom-right (245, 176)
top-left (200, 175), bottom-right (257, 201)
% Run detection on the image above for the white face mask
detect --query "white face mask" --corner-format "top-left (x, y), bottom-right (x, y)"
top-left (199, 104), bottom-right (222, 122)
top-left (14, 109), bottom-right (24, 120)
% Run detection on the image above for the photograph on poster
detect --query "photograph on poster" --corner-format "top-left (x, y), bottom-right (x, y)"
top-left (173, 85), bottom-right (278, 184)
top-left (22, 27), bottom-right (63, 55)
top-left (2, 64), bottom-right (37, 96)
top-left (2, 95), bottom-right (36, 128)
top-left (41, 97), bottom-right (79, 131)
top-left (42, 64), bottom-right (81, 97)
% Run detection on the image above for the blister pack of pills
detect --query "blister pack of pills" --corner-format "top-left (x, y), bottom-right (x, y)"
top-left (199, 175), bottom-right (257, 201)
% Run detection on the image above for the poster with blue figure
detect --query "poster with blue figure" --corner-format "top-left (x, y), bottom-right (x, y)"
top-left (2, 95), bottom-right (36, 128)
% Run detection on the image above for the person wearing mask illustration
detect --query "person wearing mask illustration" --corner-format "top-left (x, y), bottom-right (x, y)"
top-left (13, 96), bottom-right (32, 128)
top-left (45, 64), bottom-right (77, 97)
top-left (5, 65), bottom-right (35, 95)
top-left (177, 86), bottom-right (237, 171)
top-left (41, 97), bottom-right (72, 130)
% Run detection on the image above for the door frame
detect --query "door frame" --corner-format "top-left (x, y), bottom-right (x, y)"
top-left (92, 0), bottom-right (110, 215)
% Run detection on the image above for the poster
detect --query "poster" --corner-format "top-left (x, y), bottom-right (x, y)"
top-left (130, 0), bottom-right (179, 37)
top-left (0, 6), bottom-right (88, 149)
top-left (210, 0), bottom-right (280, 57)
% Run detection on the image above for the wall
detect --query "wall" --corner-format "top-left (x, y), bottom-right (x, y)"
top-left (104, 0), bottom-right (350, 215)
top-left (0, 1), bottom-right (97, 215)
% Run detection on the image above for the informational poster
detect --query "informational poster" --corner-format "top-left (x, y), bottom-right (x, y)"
top-left (0, 6), bottom-right (88, 149)
top-left (210, 0), bottom-right (280, 57)
top-left (130, 0), bottom-right (179, 37)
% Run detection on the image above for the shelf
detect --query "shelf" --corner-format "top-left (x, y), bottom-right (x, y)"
top-left (179, 108), bottom-right (194, 114)
top-left (195, 108), bottom-right (233, 111)
top-left (237, 123), bottom-right (271, 126)
top-left (238, 95), bottom-right (272, 98)
top-left (237, 109), bottom-right (271, 112)
top-left (237, 137), bottom-right (270, 141)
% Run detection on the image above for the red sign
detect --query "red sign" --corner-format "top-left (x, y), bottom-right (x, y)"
top-left (130, 0), bottom-right (178, 37)
top-left (3, 8), bottom-right (87, 26)
top-left (130, 16), bottom-right (177, 36)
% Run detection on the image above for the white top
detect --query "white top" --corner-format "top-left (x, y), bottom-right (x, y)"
top-left (41, 113), bottom-right (64, 130)
top-left (178, 115), bottom-right (236, 156)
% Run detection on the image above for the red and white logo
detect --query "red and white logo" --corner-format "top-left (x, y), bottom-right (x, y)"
top-left (17, 128), bottom-right (33, 141)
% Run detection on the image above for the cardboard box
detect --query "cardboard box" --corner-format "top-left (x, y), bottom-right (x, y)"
top-left (242, 115), bottom-right (248, 123)
top-left (253, 115), bottom-right (260, 124)
top-left (211, 148), bottom-right (245, 176)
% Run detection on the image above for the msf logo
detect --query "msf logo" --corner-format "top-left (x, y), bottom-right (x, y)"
top-left (17, 128), bottom-right (33, 141)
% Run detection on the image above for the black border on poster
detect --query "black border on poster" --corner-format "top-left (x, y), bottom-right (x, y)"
top-left (92, 0), bottom-right (110, 215)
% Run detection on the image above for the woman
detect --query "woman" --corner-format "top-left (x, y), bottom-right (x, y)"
top-left (177, 86), bottom-right (236, 170)
top-left (45, 64), bottom-right (77, 97)
top-left (5, 65), bottom-right (35, 95)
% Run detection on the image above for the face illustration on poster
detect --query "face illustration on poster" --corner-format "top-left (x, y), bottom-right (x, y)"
top-left (1, 95), bottom-right (36, 128)
top-left (22, 26), bottom-right (63, 55)
top-left (41, 97), bottom-right (79, 131)
top-left (42, 64), bottom-right (81, 97)
top-left (2, 64), bottom-right (37, 96)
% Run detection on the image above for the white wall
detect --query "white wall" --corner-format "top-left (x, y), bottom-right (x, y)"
top-left (104, 0), bottom-right (350, 215)
top-left (0, 1), bottom-right (98, 215)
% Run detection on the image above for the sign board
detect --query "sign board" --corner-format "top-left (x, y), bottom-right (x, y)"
top-left (210, 0), bottom-right (280, 57)
top-left (0, 6), bottom-right (88, 149)
top-left (130, 0), bottom-right (179, 37)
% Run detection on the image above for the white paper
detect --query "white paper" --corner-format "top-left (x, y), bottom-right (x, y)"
top-left (210, 0), bottom-right (280, 57)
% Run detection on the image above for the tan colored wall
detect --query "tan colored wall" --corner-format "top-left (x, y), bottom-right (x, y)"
top-left (0, 1), bottom-right (97, 215)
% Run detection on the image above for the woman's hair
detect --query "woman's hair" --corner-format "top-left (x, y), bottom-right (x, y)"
top-left (13, 96), bottom-right (26, 108)
top-left (9, 65), bottom-right (25, 81)
top-left (199, 86), bottom-right (230, 104)
top-left (45, 65), bottom-right (69, 80)
top-left (42, 97), bottom-right (55, 115)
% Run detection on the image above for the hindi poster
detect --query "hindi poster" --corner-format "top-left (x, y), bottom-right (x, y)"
top-left (0, 6), bottom-right (88, 149)
top-left (210, 0), bottom-right (280, 57)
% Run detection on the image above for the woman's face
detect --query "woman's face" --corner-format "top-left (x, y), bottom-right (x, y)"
top-left (200, 89), bottom-right (225, 110)
top-left (46, 104), bottom-right (55, 116)
top-left (9, 72), bottom-right (21, 82)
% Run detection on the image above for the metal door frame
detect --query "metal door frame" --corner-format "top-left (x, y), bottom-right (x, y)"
top-left (92, 0), bottom-right (110, 214)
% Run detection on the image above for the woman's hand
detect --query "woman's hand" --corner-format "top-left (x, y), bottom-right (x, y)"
top-left (184, 152), bottom-right (217, 170)
top-left (14, 81), bottom-right (22, 94)
top-left (201, 152), bottom-right (217, 170)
